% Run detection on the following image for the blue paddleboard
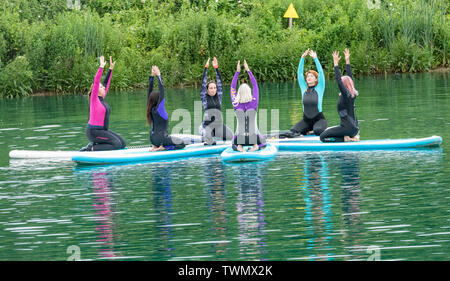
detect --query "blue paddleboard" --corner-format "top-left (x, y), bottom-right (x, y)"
top-left (72, 143), bottom-right (229, 165)
top-left (276, 136), bottom-right (442, 151)
top-left (220, 143), bottom-right (278, 163)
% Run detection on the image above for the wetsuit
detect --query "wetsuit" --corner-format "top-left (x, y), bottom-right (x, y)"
top-left (280, 57), bottom-right (327, 137)
top-left (84, 67), bottom-right (126, 151)
top-left (148, 75), bottom-right (185, 150)
top-left (230, 70), bottom-right (266, 150)
top-left (199, 66), bottom-right (233, 144)
top-left (320, 64), bottom-right (359, 142)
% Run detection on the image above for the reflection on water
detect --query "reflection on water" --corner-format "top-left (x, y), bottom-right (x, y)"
top-left (337, 153), bottom-right (364, 261)
top-left (302, 154), bottom-right (334, 260)
top-left (0, 147), bottom-right (447, 261)
top-left (234, 162), bottom-right (268, 260)
top-left (203, 161), bottom-right (228, 260)
top-left (152, 165), bottom-right (175, 258)
top-left (0, 72), bottom-right (449, 260)
top-left (91, 172), bottom-right (118, 259)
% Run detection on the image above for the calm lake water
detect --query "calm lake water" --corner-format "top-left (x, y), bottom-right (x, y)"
top-left (0, 72), bottom-right (449, 261)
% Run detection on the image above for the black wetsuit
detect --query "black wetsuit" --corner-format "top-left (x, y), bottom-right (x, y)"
top-left (83, 69), bottom-right (126, 151)
top-left (279, 57), bottom-right (327, 138)
top-left (148, 75), bottom-right (185, 150)
top-left (232, 109), bottom-right (266, 150)
top-left (200, 67), bottom-right (233, 144)
top-left (320, 64), bottom-right (359, 142)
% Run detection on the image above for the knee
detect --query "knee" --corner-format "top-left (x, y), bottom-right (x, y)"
top-left (314, 127), bottom-right (325, 136)
top-left (319, 130), bottom-right (328, 142)
top-left (319, 134), bottom-right (326, 142)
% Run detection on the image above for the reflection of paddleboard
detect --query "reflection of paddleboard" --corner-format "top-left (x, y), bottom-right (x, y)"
top-left (220, 143), bottom-right (278, 163)
top-left (277, 136), bottom-right (442, 151)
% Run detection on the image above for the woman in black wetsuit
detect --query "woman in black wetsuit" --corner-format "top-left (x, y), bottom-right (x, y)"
top-left (320, 48), bottom-right (359, 142)
top-left (279, 49), bottom-right (328, 138)
top-left (147, 66), bottom-right (186, 151)
top-left (199, 57), bottom-right (233, 145)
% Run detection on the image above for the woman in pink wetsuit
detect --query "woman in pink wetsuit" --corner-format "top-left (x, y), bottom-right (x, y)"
top-left (81, 56), bottom-right (126, 151)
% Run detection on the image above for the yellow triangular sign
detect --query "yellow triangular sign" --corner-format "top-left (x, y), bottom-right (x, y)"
top-left (283, 3), bottom-right (299, 18)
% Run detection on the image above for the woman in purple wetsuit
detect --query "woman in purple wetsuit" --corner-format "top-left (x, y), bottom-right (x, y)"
top-left (230, 60), bottom-right (267, 152)
top-left (81, 56), bottom-right (126, 151)
top-left (146, 65), bottom-right (186, 151)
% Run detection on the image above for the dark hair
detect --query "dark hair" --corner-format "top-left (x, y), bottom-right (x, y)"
top-left (207, 80), bottom-right (216, 89)
top-left (147, 91), bottom-right (160, 125)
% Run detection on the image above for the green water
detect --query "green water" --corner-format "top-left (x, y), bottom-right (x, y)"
top-left (0, 72), bottom-right (449, 261)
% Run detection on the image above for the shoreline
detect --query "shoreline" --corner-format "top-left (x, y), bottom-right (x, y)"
top-left (30, 67), bottom-right (450, 97)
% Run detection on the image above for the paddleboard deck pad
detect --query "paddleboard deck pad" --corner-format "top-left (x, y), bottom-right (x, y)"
top-left (220, 143), bottom-right (278, 163)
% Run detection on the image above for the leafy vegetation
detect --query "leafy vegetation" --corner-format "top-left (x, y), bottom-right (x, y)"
top-left (0, 0), bottom-right (448, 97)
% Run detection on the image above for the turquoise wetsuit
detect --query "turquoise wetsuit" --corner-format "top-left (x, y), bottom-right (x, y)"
top-left (279, 57), bottom-right (328, 138)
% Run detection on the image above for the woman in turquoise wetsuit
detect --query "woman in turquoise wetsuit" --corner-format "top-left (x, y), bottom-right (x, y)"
top-left (280, 49), bottom-right (327, 138)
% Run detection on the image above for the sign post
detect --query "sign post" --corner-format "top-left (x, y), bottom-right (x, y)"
top-left (283, 3), bottom-right (299, 29)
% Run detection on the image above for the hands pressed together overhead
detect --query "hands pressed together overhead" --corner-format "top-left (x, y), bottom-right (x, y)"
top-left (99, 56), bottom-right (116, 69)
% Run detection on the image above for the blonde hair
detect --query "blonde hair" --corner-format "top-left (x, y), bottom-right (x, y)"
top-left (341, 76), bottom-right (359, 98)
top-left (233, 83), bottom-right (253, 106)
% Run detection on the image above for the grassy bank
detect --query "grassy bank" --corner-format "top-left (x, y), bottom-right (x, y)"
top-left (0, 0), bottom-right (448, 98)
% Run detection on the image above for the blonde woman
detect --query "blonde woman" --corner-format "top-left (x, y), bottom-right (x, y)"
top-left (230, 60), bottom-right (266, 152)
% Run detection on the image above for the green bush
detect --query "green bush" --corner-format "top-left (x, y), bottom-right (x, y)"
top-left (0, 0), bottom-right (448, 97)
top-left (0, 56), bottom-right (33, 98)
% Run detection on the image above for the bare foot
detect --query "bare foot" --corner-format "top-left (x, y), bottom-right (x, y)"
top-left (150, 146), bottom-right (158, 151)
top-left (155, 146), bottom-right (166, 151)
top-left (344, 135), bottom-right (360, 142)
top-left (237, 145), bottom-right (245, 152)
top-left (247, 144), bottom-right (259, 152)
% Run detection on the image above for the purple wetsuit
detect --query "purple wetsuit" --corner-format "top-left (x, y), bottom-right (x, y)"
top-left (230, 70), bottom-right (266, 149)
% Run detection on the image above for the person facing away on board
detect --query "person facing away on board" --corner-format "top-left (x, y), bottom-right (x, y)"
top-left (146, 65), bottom-right (186, 151)
top-left (80, 56), bottom-right (126, 151)
top-left (320, 48), bottom-right (360, 142)
top-left (199, 57), bottom-right (233, 145)
top-left (279, 48), bottom-right (328, 138)
top-left (230, 59), bottom-right (267, 152)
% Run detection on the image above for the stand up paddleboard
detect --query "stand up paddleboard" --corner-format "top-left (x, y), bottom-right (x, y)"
top-left (9, 135), bottom-right (442, 165)
top-left (220, 143), bottom-right (278, 163)
top-left (72, 143), bottom-right (229, 165)
top-left (8, 136), bottom-right (316, 160)
top-left (276, 136), bottom-right (442, 151)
